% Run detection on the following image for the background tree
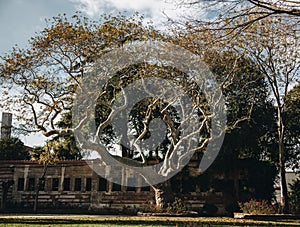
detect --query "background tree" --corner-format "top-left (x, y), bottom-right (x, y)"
top-left (199, 50), bottom-right (277, 203)
top-left (0, 137), bottom-right (30, 160)
top-left (170, 4), bottom-right (299, 210)
top-left (174, 0), bottom-right (299, 34)
top-left (289, 178), bottom-right (300, 214)
top-left (167, 48), bottom-right (278, 210)
top-left (49, 111), bottom-right (82, 160)
top-left (0, 137), bottom-right (30, 209)
top-left (284, 84), bottom-right (300, 171)
top-left (219, 15), bottom-right (298, 212)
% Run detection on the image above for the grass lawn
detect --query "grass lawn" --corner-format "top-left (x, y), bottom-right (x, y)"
top-left (0, 215), bottom-right (300, 226)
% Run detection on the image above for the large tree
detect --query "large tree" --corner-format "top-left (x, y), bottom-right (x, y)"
top-left (212, 15), bottom-right (297, 212)
top-left (0, 14), bottom-right (219, 208)
top-left (0, 13), bottom-right (267, 208)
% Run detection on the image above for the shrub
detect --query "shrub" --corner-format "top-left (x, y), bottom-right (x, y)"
top-left (143, 203), bottom-right (163, 213)
top-left (238, 199), bottom-right (276, 214)
top-left (225, 202), bottom-right (241, 214)
top-left (289, 178), bottom-right (300, 214)
top-left (166, 198), bottom-right (188, 214)
top-left (143, 198), bottom-right (188, 214)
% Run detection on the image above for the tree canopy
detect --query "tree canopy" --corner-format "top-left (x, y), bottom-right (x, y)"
top-left (0, 11), bottom-right (298, 210)
top-left (0, 137), bottom-right (30, 160)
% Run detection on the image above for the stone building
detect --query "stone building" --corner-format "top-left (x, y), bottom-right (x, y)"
top-left (0, 156), bottom-right (278, 214)
top-left (0, 159), bottom-right (154, 210)
top-left (0, 159), bottom-right (226, 213)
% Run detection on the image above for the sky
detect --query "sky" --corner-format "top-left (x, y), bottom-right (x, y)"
top-left (0, 0), bottom-right (208, 55)
top-left (0, 0), bottom-right (211, 146)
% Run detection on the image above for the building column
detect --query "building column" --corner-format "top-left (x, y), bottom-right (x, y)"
top-left (60, 166), bottom-right (65, 191)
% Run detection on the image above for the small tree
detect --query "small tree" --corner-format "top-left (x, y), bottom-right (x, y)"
top-left (48, 112), bottom-right (82, 160)
top-left (31, 142), bottom-right (59, 212)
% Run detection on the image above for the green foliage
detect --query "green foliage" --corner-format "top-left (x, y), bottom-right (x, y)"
top-left (0, 137), bottom-right (30, 160)
top-left (143, 197), bottom-right (188, 214)
top-left (31, 144), bottom-right (59, 165)
top-left (284, 85), bottom-right (300, 171)
top-left (200, 51), bottom-right (278, 178)
top-left (32, 138), bottom-right (81, 161)
top-left (142, 203), bottom-right (163, 213)
top-left (289, 178), bottom-right (300, 214)
top-left (166, 198), bottom-right (188, 214)
top-left (52, 112), bottom-right (82, 160)
top-left (0, 12), bottom-right (157, 137)
top-left (238, 199), bottom-right (277, 214)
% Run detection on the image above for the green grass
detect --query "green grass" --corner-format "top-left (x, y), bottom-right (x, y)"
top-left (0, 215), bottom-right (299, 227)
top-left (0, 225), bottom-right (169, 227)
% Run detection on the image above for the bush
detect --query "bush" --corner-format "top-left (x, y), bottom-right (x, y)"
top-left (289, 178), bottom-right (300, 214)
top-left (225, 202), bottom-right (241, 214)
top-left (166, 198), bottom-right (188, 214)
top-left (143, 198), bottom-right (188, 214)
top-left (238, 199), bottom-right (276, 214)
top-left (143, 203), bottom-right (163, 213)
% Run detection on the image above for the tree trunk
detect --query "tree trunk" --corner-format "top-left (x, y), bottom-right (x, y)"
top-left (33, 165), bottom-right (47, 213)
top-left (151, 181), bottom-right (174, 209)
top-left (277, 108), bottom-right (289, 213)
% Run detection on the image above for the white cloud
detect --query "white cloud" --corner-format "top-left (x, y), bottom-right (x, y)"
top-left (69, 0), bottom-right (207, 25)
top-left (70, 0), bottom-right (105, 17)
top-left (70, 0), bottom-right (166, 16)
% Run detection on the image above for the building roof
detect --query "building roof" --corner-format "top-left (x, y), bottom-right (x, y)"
top-left (0, 159), bottom-right (92, 165)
